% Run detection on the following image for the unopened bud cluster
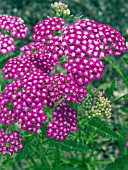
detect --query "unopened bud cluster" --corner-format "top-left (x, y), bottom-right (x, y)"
top-left (51, 2), bottom-right (70, 18)
top-left (81, 89), bottom-right (111, 119)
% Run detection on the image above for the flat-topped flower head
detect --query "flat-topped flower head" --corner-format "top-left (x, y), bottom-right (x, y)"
top-left (0, 33), bottom-right (16, 55)
top-left (73, 19), bottom-right (127, 57)
top-left (61, 19), bottom-right (127, 59)
top-left (0, 7), bottom-right (127, 144)
top-left (0, 128), bottom-right (23, 156)
top-left (0, 15), bottom-right (29, 38)
top-left (63, 57), bottom-right (104, 85)
top-left (0, 72), bottom-right (48, 132)
top-left (2, 54), bottom-right (50, 80)
top-left (43, 73), bottom-right (88, 103)
top-left (32, 17), bottom-right (66, 42)
top-left (46, 101), bottom-right (78, 140)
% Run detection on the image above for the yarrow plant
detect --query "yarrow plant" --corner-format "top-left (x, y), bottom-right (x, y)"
top-left (0, 2), bottom-right (128, 163)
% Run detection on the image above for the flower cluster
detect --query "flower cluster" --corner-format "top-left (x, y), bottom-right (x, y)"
top-left (81, 89), bottom-right (111, 119)
top-left (61, 19), bottom-right (126, 59)
top-left (2, 54), bottom-right (51, 79)
top-left (51, 2), bottom-right (68, 10)
top-left (46, 102), bottom-right (77, 140)
top-left (1, 61), bottom-right (88, 133)
top-left (0, 15), bottom-right (28, 55)
top-left (0, 72), bottom-right (48, 133)
top-left (63, 57), bottom-right (104, 86)
top-left (20, 42), bottom-right (45, 55)
top-left (43, 73), bottom-right (88, 103)
top-left (0, 33), bottom-right (16, 55)
top-left (32, 17), bottom-right (66, 42)
top-left (0, 15), bottom-right (28, 38)
top-left (0, 128), bottom-right (23, 156)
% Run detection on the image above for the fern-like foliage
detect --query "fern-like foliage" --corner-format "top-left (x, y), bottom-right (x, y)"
top-left (79, 116), bottom-right (122, 141)
top-left (51, 148), bottom-right (61, 169)
top-left (106, 56), bottom-right (128, 87)
top-left (107, 79), bottom-right (116, 100)
top-left (48, 138), bottom-right (91, 154)
top-left (120, 107), bottom-right (128, 114)
top-left (16, 134), bottom-right (37, 162)
top-left (122, 57), bottom-right (128, 64)
top-left (111, 94), bottom-right (128, 104)
top-left (86, 163), bottom-right (96, 170)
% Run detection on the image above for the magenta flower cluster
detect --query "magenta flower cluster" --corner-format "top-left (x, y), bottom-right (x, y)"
top-left (62, 19), bottom-right (126, 58)
top-left (0, 15), bottom-right (28, 55)
top-left (0, 74), bottom-right (48, 133)
top-left (0, 128), bottom-right (23, 156)
top-left (0, 32), bottom-right (16, 55)
top-left (63, 57), bottom-right (104, 85)
top-left (47, 101), bottom-right (77, 140)
top-left (0, 69), bottom-right (87, 133)
top-left (0, 15), bottom-right (28, 38)
top-left (0, 16), bottom-right (127, 142)
top-left (32, 17), bottom-right (66, 42)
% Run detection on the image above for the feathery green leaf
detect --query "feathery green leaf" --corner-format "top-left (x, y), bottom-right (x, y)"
top-left (16, 134), bottom-right (37, 162)
top-left (106, 56), bottom-right (128, 86)
top-left (107, 79), bottom-right (116, 99)
top-left (48, 139), bottom-right (91, 154)
top-left (120, 107), bottom-right (128, 114)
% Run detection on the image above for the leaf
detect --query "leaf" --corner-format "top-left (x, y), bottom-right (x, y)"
top-left (92, 159), bottom-right (113, 164)
top-left (16, 134), bottom-right (36, 162)
top-left (105, 156), bottom-right (128, 170)
top-left (98, 82), bottom-right (111, 90)
top-left (59, 55), bottom-right (69, 63)
top-left (86, 118), bottom-right (120, 141)
top-left (106, 56), bottom-right (128, 86)
top-left (49, 139), bottom-right (91, 154)
top-left (51, 148), bottom-right (61, 169)
top-left (120, 107), bottom-right (128, 114)
top-left (86, 124), bottom-right (117, 141)
top-left (57, 168), bottom-right (81, 170)
top-left (107, 79), bottom-right (116, 99)
top-left (86, 163), bottom-right (95, 170)
top-left (111, 94), bottom-right (128, 104)
top-left (122, 57), bottom-right (128, 64)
